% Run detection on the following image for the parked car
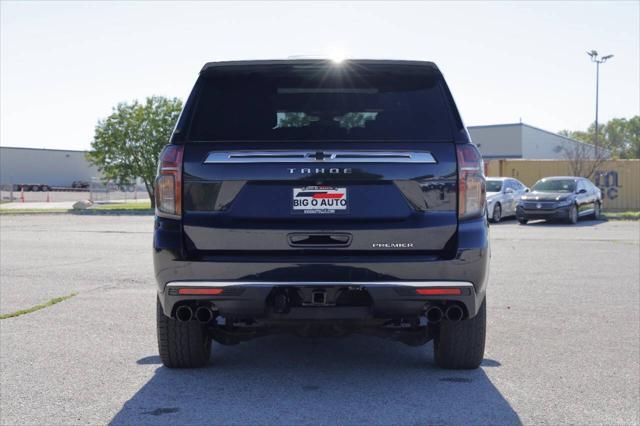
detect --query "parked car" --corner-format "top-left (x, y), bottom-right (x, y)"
top-left (153, 59), bottom-right (489, 370)
top-left (486, 177), bottom-right (529, 223)
top-left (516, 176), bottom-right (602, 224)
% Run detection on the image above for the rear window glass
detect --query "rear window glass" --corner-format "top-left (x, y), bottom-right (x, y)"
top-left (187, 62), bottom-right (453, 141)
top-left (486, 181), bottom-right (503, 192)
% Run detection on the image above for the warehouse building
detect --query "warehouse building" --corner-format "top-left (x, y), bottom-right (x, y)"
top-left (467, 122), bottom-right (600, 160)
top-left (0, 147), bottom-right (100, 188)
top-left (0, 122), bottom-right (597, 187)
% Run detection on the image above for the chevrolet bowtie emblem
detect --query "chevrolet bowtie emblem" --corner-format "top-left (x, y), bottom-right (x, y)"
top-left (309, 152), bottom-right (333, 161)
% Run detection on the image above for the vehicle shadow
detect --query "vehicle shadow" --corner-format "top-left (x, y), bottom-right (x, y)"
top-left (490, 217), bottom-right (608, 228)
top-left (520, 218), bottom-right (607, 228)
top-left (68, 210), bottom-right (154, 216)
top-left (489, 217), bottom-right (518, 225)
top-left (111, 335), bottom-right (521, 425)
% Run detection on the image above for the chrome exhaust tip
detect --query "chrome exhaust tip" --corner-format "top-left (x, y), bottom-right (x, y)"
top-left (195, 306), bottom-right (214, 323)
top-left (175, 305), bottom-right (193, 322)
top-left (445, 305), bottom-right (464, 322)
top-left (425, 306), bottom-right (444, 323)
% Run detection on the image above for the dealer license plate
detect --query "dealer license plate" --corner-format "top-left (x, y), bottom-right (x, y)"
top-left (292, 186), bottom-right (348, 214)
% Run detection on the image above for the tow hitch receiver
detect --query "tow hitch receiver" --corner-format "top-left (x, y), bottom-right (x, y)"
top-left (311, 290), bottom-right (328, 305)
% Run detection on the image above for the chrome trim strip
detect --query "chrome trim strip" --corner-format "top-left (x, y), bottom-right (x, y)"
top-left (166, 281), bottom-right (473, 288)
top-left (204, 151), bottom-right (436, 164)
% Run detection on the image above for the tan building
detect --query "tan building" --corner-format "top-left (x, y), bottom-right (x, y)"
top-left (486, 159), bottom-right (640, 211)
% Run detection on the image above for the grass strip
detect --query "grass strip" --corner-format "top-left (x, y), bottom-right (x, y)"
top-left (0, 209), bottom-right (69, 214)
top-left (604, 211), bottom-right (640, 221)
top-left (0, 202), bottom-right (153, 215)
top-left (0, 293), bottom-right (78, 320)
top-left (91, 201), bottom-right (151, 210)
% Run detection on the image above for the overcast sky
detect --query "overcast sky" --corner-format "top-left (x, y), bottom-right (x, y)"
top-left (1, 1), bottom-right (638, 151)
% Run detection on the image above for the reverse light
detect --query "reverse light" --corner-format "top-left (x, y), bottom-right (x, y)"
top-left (457, 144), bottom-right (486, 220)
top-left (177, 288), bottom-right (224, 295)
top-left (416, 288), bottom-right (462, 296)
top-left (155, 145), bottom-right (184, 218)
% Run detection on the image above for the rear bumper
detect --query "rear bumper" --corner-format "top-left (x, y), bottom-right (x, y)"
top-left (517, 205), bottom-right (570, 220)
top-left (153, 216), bottom-right (489, 319)
top-left (159, 280), bottom-right (477, 320)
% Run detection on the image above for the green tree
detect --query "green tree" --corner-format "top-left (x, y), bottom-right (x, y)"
top-left (558, 115), bottom-right (639, 159)
top-left (617, 116), bottom-right (640, 159)
top-left (88, 96), bottom-right (183, 207)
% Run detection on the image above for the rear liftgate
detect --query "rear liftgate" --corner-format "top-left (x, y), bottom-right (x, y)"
top-left (181, 145), bottom-right (458, 255)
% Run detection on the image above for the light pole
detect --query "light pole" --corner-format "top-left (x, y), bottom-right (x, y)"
top-left (587, 50), bottom-right (613, 157)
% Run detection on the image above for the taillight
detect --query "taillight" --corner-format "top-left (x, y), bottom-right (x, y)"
top-left (456, 144), bottom-right (485, 220)
top-left (177, 288), bottom-right (223, 295)
top-left (416, 288), bottom-right (462, 296)
top-left (155, 145), bottom-right (183, 218)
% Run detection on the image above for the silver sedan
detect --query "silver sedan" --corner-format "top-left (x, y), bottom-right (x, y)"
top-left (486, 177), bottom-right (529, 223)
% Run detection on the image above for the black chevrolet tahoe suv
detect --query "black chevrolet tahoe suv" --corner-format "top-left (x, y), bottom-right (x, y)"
top-left (154, 59), bottom-right (488, 369)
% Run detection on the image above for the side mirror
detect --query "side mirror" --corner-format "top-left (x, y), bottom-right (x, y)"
top-left (578, 189), bottom-right (587, 194)
top-left (505, 188), bottom-right (514, 194)
top-left (525, 188), bottom-right (530, 193)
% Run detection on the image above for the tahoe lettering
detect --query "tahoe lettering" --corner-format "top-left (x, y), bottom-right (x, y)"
top-left (288, 168), bottom-right (353, 174)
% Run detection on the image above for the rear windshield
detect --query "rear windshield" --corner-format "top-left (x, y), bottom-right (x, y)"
top-left (186, 62), bottom-right (454, 141)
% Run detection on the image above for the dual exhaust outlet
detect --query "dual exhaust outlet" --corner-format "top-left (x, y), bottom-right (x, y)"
top-left (175, 305), bottom-right (215, 323)
top-left (425, 304), bottom-right (464, 323)
top-left (178, 303), bottom-right (462, 324)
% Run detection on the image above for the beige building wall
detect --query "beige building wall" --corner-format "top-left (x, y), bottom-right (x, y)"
top-left (486, 159), bottom-right (640, 211)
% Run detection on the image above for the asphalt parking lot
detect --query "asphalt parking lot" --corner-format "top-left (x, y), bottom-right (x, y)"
top-left (1, 215), bottom-right (638, 425)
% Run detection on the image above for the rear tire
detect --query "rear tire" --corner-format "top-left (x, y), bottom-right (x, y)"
top-left (490, 204), bottom-right (501, 223)
top-left (591, 202), bottom-right (601, 220)
top-left (567, 204), bottom-right (578, 224)
top-left (157, 298), bottom-right (212, 368)
top-left (434, 297), bottom-right (486, 369)
top-left (517, 218), bottom-right (528, 225)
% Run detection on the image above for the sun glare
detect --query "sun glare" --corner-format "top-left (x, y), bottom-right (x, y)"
top-left (327, 48), bottom-right (347, 64)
